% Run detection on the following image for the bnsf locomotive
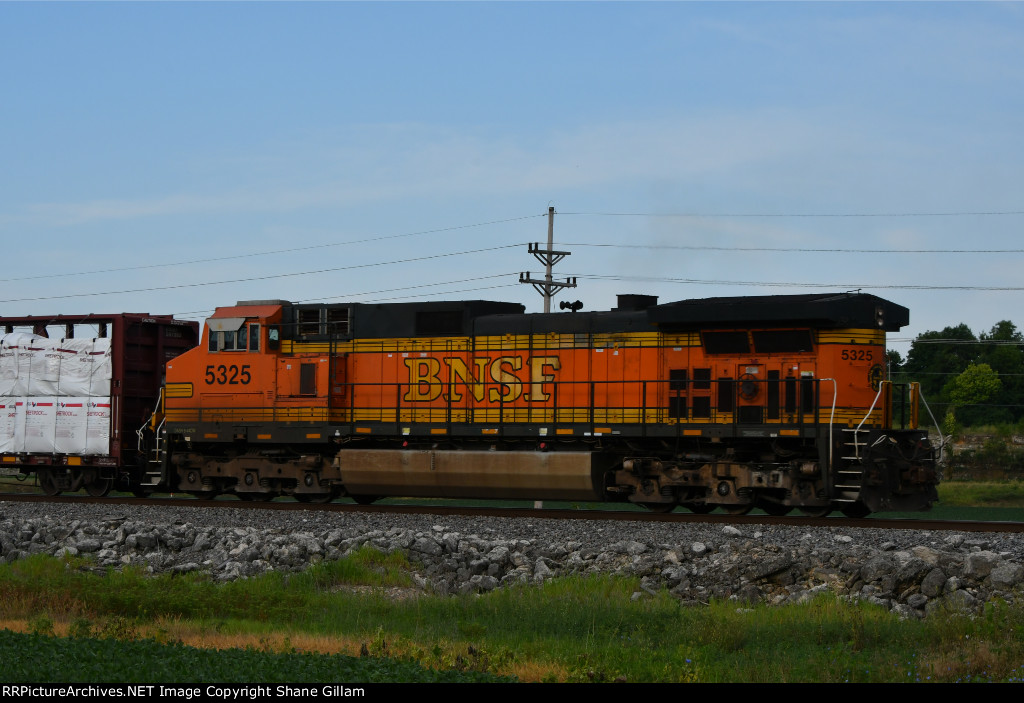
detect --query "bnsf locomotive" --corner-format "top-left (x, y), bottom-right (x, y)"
top-left (1, 292), bottom-right (938, 515)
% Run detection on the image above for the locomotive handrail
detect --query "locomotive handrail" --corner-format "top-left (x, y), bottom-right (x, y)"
top-left (851, 380), bottom-right (891, 460)
top-left (166, 376), bottom-right (884, 434)
top-left (137, 387), bottom-right (165, 452)
top-left (915, 385), bottom-right (947, 466)
top-left (821, 378), bottom-right (837, 470)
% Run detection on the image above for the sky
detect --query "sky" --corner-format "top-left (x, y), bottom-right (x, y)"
top-left (2, 1), bottom-right (1023, 356)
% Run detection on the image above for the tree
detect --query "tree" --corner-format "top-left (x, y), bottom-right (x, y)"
top-left (944, 362), bottom-right (1003, 428)
top-left (945, 363), bottom-right (1002, 406)
top-left (902, 324), bottom-right (978, 405)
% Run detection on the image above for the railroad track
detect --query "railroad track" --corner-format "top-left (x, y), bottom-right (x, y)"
top-left (2, 491), bottom-right (1021, 533)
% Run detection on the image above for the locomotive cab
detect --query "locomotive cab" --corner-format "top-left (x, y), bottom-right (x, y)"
top-left (161, 300), bottom-right (345, 500)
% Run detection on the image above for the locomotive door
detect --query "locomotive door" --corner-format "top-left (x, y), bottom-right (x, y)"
top-left (736, 363), bottom-right (812, 424)
top-left (736, 363), bottom-right (764, 424)
top-left (329, 353), bottom-right (348, 423)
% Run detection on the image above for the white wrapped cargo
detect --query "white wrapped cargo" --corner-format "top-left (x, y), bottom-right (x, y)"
top-left (88, 338), bottom-right (112, 396)
top-left (0, 341), bottom-right (16, 396)
top-left (85, 398), bottom-right (111, 455)
top-left (0, 333), bottom-right (43, 397)
top-left (0, 398), bottom-right (22, 453)
top-left (28, 340), bottom-right (63, 396)
top-left (55, 339), bottom-right (97, 396)
top-left (54, 397), bottom-right (89, 454)
top-left (23, 397), bottom-right (57, 453)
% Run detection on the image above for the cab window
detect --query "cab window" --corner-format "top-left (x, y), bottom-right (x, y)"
top-left (208, 320), bottom-right (260, 352)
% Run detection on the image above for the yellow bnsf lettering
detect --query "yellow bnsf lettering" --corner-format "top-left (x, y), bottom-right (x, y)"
top-left (489, 356), bottom-right (523, 402)
top-left (443, 357), bottom-right (489, 402)
top-left (528, 356), bottom-right (561, 401)
top-left (403, 358), bottom-right (443, 401)
top-left (404, 355), bottom-right (561, 403)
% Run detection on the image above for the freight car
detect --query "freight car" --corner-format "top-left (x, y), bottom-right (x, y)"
top-left (0, 313), bottom-right (199, 495)
top-left (148, 291), bottom-right (937, 515)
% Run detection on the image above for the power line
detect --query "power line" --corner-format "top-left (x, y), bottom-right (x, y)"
top-left (559, 210), bottom-right (1024, 218)
top-left (0, 214), bottom-right (544, 283)
top-left (170, 274), bottom-right (522, 320)
top-left (568, 273), bottom-right (1024, 292)
top-left (0, 245), bottom-right (525, 304)
top-left (561, 242), bottom-right (1024, 254)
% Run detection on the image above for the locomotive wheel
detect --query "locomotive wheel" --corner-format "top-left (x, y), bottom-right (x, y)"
top-left (296, 493), bottom-right (334, 504)
top-left (350, 494), bottom-right (380, 505)
top-left (757, 499), bottom-right (793, 516)
top-left (799, 507), bottom-right (832, 517)
top-left (638, 502), bottom-right (677, 513)
top-left (37, 469), bottom-right (61, 497)
top-left (722, 504), bottom-right (754, 516)
top-left (684, 504), bottom-right (714, 514)
top-left (239, 493), bottom-right (277, 502)
top-left (189, 491), bottom-right (219, 500)
top-left (841, 503), bottom-right (871, 519)
top-left (84, 477), bottom-right (114, 497)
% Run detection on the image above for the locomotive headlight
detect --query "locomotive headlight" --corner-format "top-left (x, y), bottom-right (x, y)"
top-left (875, 306), bottom-right (885, 328)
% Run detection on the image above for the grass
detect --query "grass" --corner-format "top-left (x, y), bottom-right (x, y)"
top-left (4, 538), bottom-right (1024, 683)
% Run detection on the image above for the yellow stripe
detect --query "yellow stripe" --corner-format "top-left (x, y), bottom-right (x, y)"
top-left (164, 383), bottom-right (194, 398)
top-left (817, 329), bottom-right (885, 345)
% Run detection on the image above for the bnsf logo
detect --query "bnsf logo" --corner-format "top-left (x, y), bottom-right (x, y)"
top-left (404, 355), bottom-right (560, 403)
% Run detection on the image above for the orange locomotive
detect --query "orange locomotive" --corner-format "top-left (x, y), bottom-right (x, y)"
top-left (153, 292), bottom-right (938, 515)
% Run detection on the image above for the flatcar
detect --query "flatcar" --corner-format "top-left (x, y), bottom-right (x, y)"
top-left (142, 291), bottom-right (938, 515)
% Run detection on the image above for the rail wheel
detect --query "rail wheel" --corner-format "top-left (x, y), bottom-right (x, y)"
top-left (798, 506), bottom-right (832, 517)
top-left (350, 494), bottom-right (380, 505)
top-left (189, 491), bottom-right (219, 500)
top-left (37, 469), bottom-right (61, 496)
top-left (638, 502), bottom-right (677, 513)
top-left (722, 504), bottom-right (754, 516)
top-left (296, 493), bottom-right (334, 504)
top-left (757, 498), bottom-right (793, 516)
top-left (684, 504), bottom-right (714, 514)
top-left (840, 502), bottom-right (871, 519)
top-left (84, 477), bottom-right (113, 497)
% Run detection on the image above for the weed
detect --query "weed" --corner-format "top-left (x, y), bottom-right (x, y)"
top-left (99, 616), bottom-right (138, 641)
top-left (27, 614), bottom-right (54, 637)
top-left (68, 617), bottom-right (93, 639)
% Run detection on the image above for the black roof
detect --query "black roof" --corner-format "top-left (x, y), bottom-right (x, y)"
top-left (283, 292), bottom-right (907, 339)
top-left (646, 292), bottom-right (908, 332)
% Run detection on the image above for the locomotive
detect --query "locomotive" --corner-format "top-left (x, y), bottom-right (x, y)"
top-left (1, 292), bottom-right (939, 515)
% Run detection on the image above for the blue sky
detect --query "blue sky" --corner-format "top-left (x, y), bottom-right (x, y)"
top-left (2, 1), bottom-right (1023, 354)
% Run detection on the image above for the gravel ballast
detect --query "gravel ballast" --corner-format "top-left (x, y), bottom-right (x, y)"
top-left (2, 501), bottom-right (1023, 619)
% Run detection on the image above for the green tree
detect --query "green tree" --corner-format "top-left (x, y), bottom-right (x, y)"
top-left (901, 323), bottom-right (978, 405)
top-left (944, 362), bottom-right (1003, 427)
top-left (945, 363), bottom-right (1002, 405)
top-left (973, 321), bottom-right (1024, 424)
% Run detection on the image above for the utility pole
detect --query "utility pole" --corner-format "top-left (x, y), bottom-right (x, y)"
top-left (519, 206), bottom-right (576, 312)
top-left (519, 207), bottom-right (577, 511)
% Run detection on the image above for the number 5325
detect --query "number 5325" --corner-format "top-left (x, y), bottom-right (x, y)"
top-left (204, 364), bottom-right (252, 385)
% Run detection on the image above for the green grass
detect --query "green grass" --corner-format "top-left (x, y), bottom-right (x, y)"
top-left (5, 548), bottom-right (1024, 683)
